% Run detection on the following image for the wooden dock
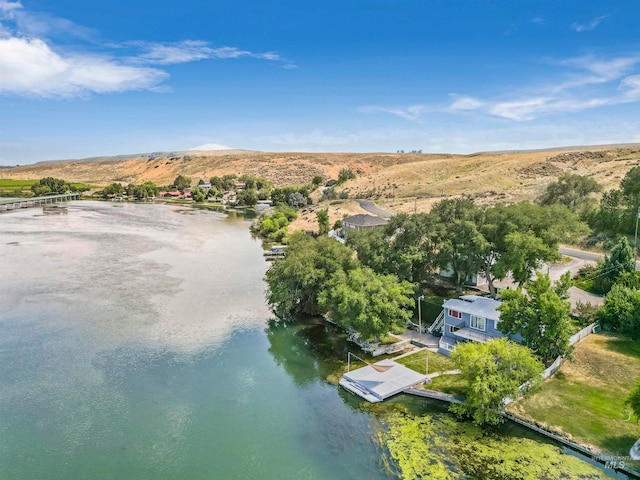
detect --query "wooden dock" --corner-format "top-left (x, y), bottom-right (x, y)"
top-left (0, 193), bottom-right (80, 212)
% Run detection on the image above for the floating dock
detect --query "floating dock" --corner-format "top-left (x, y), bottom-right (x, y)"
top-left (339, 359), bottom-right (429, 403)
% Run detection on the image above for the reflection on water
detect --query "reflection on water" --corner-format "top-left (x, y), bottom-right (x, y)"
top-left (0, 202), bottom-right (618, 480)
top-left (0, 202), bottom-right (389, 480)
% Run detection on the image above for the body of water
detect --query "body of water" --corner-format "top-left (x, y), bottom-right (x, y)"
top-left (0, 201), bottom-right (617, 479)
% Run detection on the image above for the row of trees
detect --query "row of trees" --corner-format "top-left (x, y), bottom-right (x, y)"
top-left (265, 233), bottom-right (414, 340)
top-left (539, 168), bottom-right (640, 239)
top-left (347, 198), bottom-right (586, 296)
top-left (31, 177), bottom-right (88, 196)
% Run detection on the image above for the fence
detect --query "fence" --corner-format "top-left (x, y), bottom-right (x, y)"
top-left (542, 322), bottom-right (598, 379)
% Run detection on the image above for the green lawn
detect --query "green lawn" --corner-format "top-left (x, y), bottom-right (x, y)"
top-left (507, 332), bottom-right (640, 461)
top-left (428, 373), bottom-right (468, 396)
top-left (396, 349), bottom-right (455, 375)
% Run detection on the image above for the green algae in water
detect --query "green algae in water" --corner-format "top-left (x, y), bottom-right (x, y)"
top-left (377, 407), bottom-right (615, 480)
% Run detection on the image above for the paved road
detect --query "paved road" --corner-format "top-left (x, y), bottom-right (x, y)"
top-left (357, 200), bottom-right (393, 218)
top-left (559, 246), bottom-right (640, 269)
top-left (559, 247), bottom-right (604, 263)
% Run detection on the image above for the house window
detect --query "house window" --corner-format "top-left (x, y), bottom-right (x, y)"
top-left (470, 315), bottom-right (486, 331)
top-left (448, 309), bottom-right (462, 319)
top-left (449, 325), bottom-right (460, 334)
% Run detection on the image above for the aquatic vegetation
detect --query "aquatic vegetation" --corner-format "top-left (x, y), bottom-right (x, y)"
top-left (378, 408), bottom-right (613, 479)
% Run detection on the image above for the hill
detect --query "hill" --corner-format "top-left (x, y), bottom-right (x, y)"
top-left (2, 144), bottom-right (639, 231)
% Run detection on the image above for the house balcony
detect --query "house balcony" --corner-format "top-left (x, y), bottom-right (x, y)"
top-left (449, 322), bottom-right (502, 343)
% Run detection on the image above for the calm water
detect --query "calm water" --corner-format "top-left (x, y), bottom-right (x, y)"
top-left (0, 202), bottom-right (617, 479)
top-left (0, 202), bottom-right (386, 479)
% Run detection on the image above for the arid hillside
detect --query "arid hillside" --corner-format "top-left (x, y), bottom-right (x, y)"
top-left (3, 145), bottom-right (640, 231)
top-left (2, 150), bottom-right (433, 187)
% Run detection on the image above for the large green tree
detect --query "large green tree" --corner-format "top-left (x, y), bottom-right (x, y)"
top-left (430, 199), bottom-right (487, 291)
top-left (593, 236), bottom-right (635, 293)
top-left (173, 175), bottom-right (191, 191)
top-left (318, 266), bottom-right (414, 341)
top-left (31, 177), bottom-right (71, 195)
top-left (538, 173), bottom-right (602, 211)
top-left (450, 338), bottom-right (543, 425)
top-left (497, 273), bottom-right (573, 364)
top-left (265, 233), bottom-right (358, 316)
top-left (597, 283), bottom-right (640, 338)
top-left (346, 213), bottom-right (436, 283)
top-left (479, 202), bottom-right (587, 296)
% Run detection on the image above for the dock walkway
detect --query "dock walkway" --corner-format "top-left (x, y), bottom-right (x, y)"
top-left (0, 193), bottom-right (80, 211)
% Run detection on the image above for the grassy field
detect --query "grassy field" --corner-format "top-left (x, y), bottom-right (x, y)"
top-left (0, 179), bottom-right (96, 194)
top-left (507, 332), bottom-right (640, 458)
top-left (0, 179), bottom-right (38, 191)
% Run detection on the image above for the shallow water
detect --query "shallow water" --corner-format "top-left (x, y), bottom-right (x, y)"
top-left (0, 202), bottom-right (617, 479)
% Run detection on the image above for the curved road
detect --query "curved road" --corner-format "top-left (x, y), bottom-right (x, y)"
top-left (559, 246), bottom-right (640, 269)
top-left (357, 200), bottom-right (392, 218)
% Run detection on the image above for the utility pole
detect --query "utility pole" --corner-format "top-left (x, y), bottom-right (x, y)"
top-left (414, 197), bottom-right (417, 214)
top-left (635, 206), bottom-right (640, 272)
top-left (418, 295), bottom-right (424, 343)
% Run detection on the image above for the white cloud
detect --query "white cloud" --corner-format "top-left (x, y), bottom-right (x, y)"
top-left (130, 42), bottom-right (287, 65)
top-left (0, 0), bottom-right (21, 15)
top-left (440, 53), bottom-right (640, 121)
top-left (0, 3), bottom-right (294, 98)
top-left (358, 104), bottom-right (429, 120)
top-left (0, 37), bottom-right (166, 97)
top-left (571, 15), bottom-right (609, 32)
top-left (531, 17), bottom-right (544, 24)
top-left (189, 143), bottom-right (233, 151)
top-left (449, 95), bottom-right (485, 111)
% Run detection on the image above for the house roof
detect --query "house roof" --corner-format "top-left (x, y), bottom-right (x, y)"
top-left (443, 295), bottom-right (501, 321)
top-left (343, 214), bottom-right (389, 227)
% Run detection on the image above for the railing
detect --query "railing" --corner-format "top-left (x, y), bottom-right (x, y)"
top-left (427, 310), bottom-right (445, 334)
top-left (438, 338), bottom-right (456, 352)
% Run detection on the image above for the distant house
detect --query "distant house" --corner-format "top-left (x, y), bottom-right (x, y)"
top-left (341, 214), bottom-right (389, 237)
top-left (234, 182), bottom-right (246, 190)
top-left (437, 295), bottom-right (522, 356)
top-left (199, 183), bottom-right (212, 190)
top-left (161, 191), bottom-right (181, 198)
top-left (439, 266), bottom-right (487, 286)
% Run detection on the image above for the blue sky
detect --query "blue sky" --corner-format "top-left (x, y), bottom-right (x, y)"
top-left (1, 0), bottom-right (640, 165)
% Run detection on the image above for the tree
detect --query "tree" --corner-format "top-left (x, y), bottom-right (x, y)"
top-left (597, 284), bottom-right (640, 338)
top-left (316, 208), bottom-right (329, 235)
top-left (497, 273), bottom-right (573, 364)
top-left (450, 338), bottom-right (543, 425)
top-left (287, 191), bottom-right (307, 208)
top-left (128, 181), bottom-right (158, 199)
top-left (593, 236), bottom-right (635, 293)
top-left (236, 189), bottom-right (258, 207)
top-left (479, 202), bottom-right (587, 297)
top-left (31, 177), bottom-right (70, 195)
top-left (265, 234), bottom-right (358, 316)
top-left (430, 199), bottom-right (488, 291)
top-left (191, 186), bottom-right (206, 202)
top-left (538, 173), bottom-right (602, 211)
top-left (101, 183), bottom-right (124, 198)
top-left (173, 175), bottom-right (191, 191)
top-left (318, 267), bottom-right (414, 341)
top-left (337, 168), bottom-right (356, 184)
top-left (626, 378), bottom-right (640, 422)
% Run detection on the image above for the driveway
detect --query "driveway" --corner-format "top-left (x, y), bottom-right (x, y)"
top-left (357, 200), bottom-right (393, 218)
